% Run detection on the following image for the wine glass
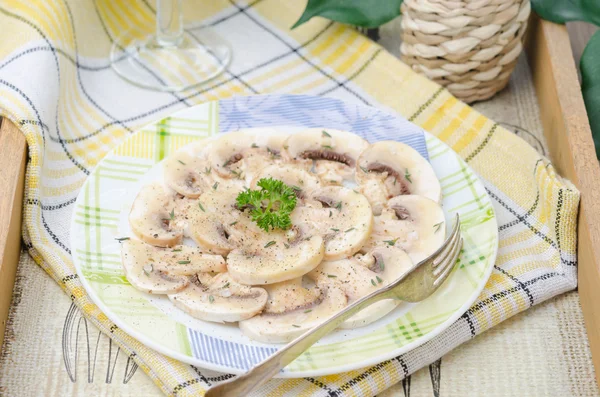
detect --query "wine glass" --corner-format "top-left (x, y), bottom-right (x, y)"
top-left (110, 0), bottom-right (231, 92)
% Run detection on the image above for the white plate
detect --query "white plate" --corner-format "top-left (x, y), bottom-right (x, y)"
top-left (71, 94), bottom-right (498, 377)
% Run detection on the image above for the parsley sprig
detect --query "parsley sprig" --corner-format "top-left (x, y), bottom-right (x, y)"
top-left (236, 178), bottom-right (297, 232)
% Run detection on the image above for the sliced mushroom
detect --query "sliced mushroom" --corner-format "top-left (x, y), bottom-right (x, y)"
top-left (311, 246), bottom-right (413, 328)
top-left (121, 239), bottom-right (189, 294)
top-left (226, 224), bottom-right (325, 285)
top-left (154, 244), bottom-right (226, 275)
top-left (291, 186), bottom-right (373, 260)
top-left (251, 164), bottom-right (322, 201)
top-left (363, 195), bottom-right (446, 263)
top-left (356, 141), bottom-right (441, 214)
top-left (129, 183), bottom-right (183, 247)
top-left (284, 128), bottom-right (369, 185)
top-left (239, 276), bottom-right (347, 343)
top-left (207, 130), bottom-right (286, 184)
top-left (169, 273), bottom-right (268, 323)
top-left (163, 151), bottom-right (233, 198)
top-left (187, 185), bottom-right (245, 255)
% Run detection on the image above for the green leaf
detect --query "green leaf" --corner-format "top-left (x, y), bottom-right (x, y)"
top-left (292, 0), bottom-right (403, 29)
top-left (581, 31), bottom-right (600, 158)
top-left (531, 0), bottom-right (600, 25)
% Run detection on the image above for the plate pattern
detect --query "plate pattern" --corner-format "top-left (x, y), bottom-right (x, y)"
top-left (72, 95), bottom-right (497, 376)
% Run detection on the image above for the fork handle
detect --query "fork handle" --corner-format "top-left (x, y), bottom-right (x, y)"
top-left (205, 289), bottom-right (395, 396)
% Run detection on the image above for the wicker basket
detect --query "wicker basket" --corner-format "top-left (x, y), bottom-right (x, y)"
top-left (400, 0), bottom-right (531, 103)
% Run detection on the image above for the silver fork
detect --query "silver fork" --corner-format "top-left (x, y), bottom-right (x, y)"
top-left (206, 214), bottom-right (462, 397)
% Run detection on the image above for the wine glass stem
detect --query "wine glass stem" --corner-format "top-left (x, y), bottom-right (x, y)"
top-left (156, 0), bottom-right (183, 47)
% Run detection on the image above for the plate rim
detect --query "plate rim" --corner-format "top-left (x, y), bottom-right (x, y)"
top-left (71, 94), bottom-right (498, 378)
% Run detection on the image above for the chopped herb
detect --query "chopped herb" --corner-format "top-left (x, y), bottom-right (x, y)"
top-left (284, 243), bottom-right (290, 249)
top-left (331, 228), bottom-right (340, 232)
top-left (329, 210), bottom-right (332, 218)
top-left (304, 309), bottom-right (313, 313)
top-left (433, 222), bottom-right (443, 233)
top-left (291, 185), bottom-right (302, 191)
top-left (143, 264), bottom-right (153, 276)
top-left (322, 130), bottom-right (331, 137)
top-left (345, 227), bottom-right (355, 232)
top-left (322, 144), bottom-right (333, 149)
top-left (209, 295), bottom-right (215, 303)
top-left (327, 274), bottom-right (337, 278)
top-left (222, 282), bottom-right (230, 289)
top-left (299, 179), bottom-right (304, 185)
top-left (229, 221), bottom-right (238, 226)
top-left (213, 182), bottom-right (219, 190)
top-left (169, 208), bottom-right (175, 220)
top-left (115, 237), bottom-right (130, 242)
top-left (371, 279), bottom-right (377, 287)
top-left (379, 258), bottom-right (385, 271)
top-left (264, 241), bottom-right (276, 248)
top-left (205, 167), bottom-right (211, 175)
top-left (292, 324), bottom-right (301, 328)
top-left (172, 248), bottom-right (182, 252)
top-left (177, 260), bottom-right (191, 264)
top-left (198, 202), bottom-right (205, 212)
top-left (376, 276), bottom-right (383, 284)
top-left (405, 169), bottom-right (412, 183)
top-left (177, 159), bottom-right (186, 165)
top-left (335, 201), bottom-right (342, 211)
top-left (251, 143), bottom-right (259, 148)
top-left (394, 178), bottom-right (397, 185)
top-left (230, 170), bottom-right (242, 179)
top-left (383, 238), bottom-right (398, 246)
top-left (360, 166), bottom-right (369, 173)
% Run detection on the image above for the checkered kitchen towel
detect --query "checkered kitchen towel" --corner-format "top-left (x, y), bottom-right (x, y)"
top-left (0, 0), bottom-right (580, 396)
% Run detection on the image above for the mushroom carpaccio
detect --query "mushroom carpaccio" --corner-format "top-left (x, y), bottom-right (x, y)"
top-left (122, 128), bottom-right (445, 342)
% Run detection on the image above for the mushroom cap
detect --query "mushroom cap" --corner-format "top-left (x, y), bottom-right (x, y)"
top-left (251, 164), bottom-right (322, 200)
top-left (153, 244), bottom-right (227, 275)
top-left (169, 273), bottom-right (268, 323)
top-left (226, 226), bottom-right (325, 285)
top-left (291, 186), bottom-right (373, 260)
top-left (187, 185), bottom-right (244, 255)
top-left (356, 141), bottom-right (441, 213)
top-left (239, 277), bottom-right (347, 343)
top-left (129, 183), bottom-right (183, 248)
top-left (207, 130), bottom-right (286, 183)
top-left (284, 128), bottom-right (370, 184)
top-left (311, 246), bottom-right (413, 329)
top-left (364, 195), bottom-right (446, 264)
top-left (121, 239), bottom-right (189, 294)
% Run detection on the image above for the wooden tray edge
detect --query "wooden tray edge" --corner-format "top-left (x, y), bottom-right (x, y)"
top-left (0, 118), bottom-right (27, 350)
top-left (526, 15), bottom-right (600, 385)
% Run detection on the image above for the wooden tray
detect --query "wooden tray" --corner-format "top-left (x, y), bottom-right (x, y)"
top-left (1, 15), bottom-right (599, 384)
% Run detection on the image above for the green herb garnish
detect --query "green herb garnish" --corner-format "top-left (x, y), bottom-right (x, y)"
top-left (345, 227), bottom-right (355, 232)
top-left (383, 238), bottom-right (398, 246)
top-left (433, 222), bottom-right (443, 233)
top-left (177, 260), bottom-right (190, 264)
top-left (169, 208), bottom-right (175, 220)
top-left (322, 130), bottom-right (331, 137)
top-left (115, 237), bottom-right (130, 242)
top-left (405, 169), bottom-right (412, 183)
top-left (198, 202), bottom-right (205, 212)
top-left (143, 264), bottom-right (153, 276)
top-left (371, 279), bottom-right (377, 286)
top-left (209, 295), bottom-right (215, 303)
top-left (322, 144), bottom-right (333, 149)
top-left (177, 159), bottom-right (186, 165)
top-left (376, 276), bottom-right (383, 284)
top-left (304, 309), bottom-right (312, 313)
top-left (212, 182), bottom-right (219, 190)
top-left (264, 241), bottom-right (276, 248)
top-left (331, 228), bottom-right (339, 232)
top-left (327, 274), bottom-right (337, 278)
top-left (236, 178), bottom-right (297, 232)
top-left (360, 166), bottom-right (369, 173)
top-left (335, 201), bottom-right (342, 211)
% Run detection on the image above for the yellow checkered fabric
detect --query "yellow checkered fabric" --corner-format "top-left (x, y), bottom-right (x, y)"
top-left (0, 1), bottom-right (579, 396)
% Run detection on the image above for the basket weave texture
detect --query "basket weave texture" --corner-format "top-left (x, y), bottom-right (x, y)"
top-left (400, 0), bottom-right (531, 103)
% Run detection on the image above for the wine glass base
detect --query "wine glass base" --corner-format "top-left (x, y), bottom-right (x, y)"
top-left (110, 30), bottom-right (231, 92)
